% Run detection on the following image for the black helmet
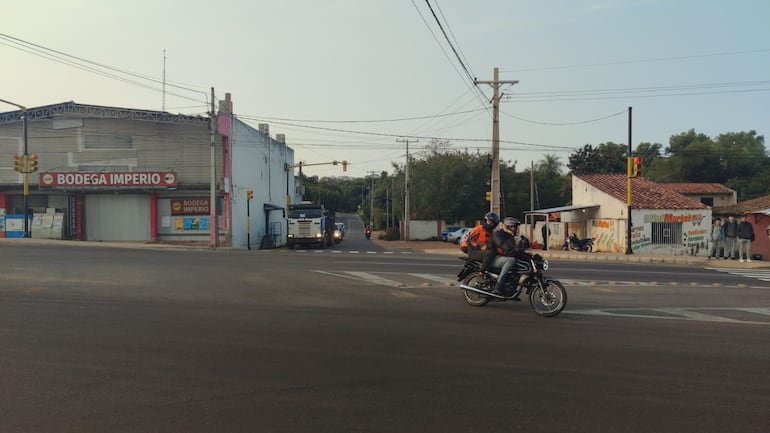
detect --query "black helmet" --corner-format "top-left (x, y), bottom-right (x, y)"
top-left (484, 212), bottom-right (500, 225)
top-left (503, 217), bottom-right (521, 227)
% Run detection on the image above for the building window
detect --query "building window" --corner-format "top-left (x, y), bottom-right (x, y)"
top-left (651, 222), bottom-right (682, 245)
top-left (701, 197), bottom-right (714, 206)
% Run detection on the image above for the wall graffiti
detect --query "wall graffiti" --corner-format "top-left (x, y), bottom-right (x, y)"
top-left (591, 219), bottom-right (619, 252)
top-left (643, 213), bottom-right (707, 226)
top-left (630, 225), bottom-right (650, 250)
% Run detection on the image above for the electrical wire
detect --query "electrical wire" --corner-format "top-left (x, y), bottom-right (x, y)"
top-left (501, 109), bottom-right (627, 125)
top-left (410, 0), bottom-right (491, 113)
top-left (501, 48), bottom-right (770, 73)
top-left (0, 33), bottom-right (209, 107)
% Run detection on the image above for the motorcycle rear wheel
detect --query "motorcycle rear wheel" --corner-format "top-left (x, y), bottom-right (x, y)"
top-left (529, 280), bottom-right (567, 317)
top-left (461, 272), bottom-right (491, 307)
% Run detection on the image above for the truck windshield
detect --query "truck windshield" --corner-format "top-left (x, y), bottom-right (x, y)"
top-left (288, 210), bottom-right (322, 218)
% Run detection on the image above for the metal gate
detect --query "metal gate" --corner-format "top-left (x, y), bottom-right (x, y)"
top-left (85, 194), bottom-right (150, 241)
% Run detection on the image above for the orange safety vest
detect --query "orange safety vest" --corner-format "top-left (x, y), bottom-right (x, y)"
top-left (460, 224), bottom-right (489, 252)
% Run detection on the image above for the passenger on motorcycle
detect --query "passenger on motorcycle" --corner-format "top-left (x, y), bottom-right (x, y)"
top-left (489, 217), bottom-right (529, 296)
top-left (461, 212), bottom-right (499, 265)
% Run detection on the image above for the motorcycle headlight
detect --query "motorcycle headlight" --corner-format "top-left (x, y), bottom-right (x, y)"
top-left (541, 260), bottom-right (549, 271)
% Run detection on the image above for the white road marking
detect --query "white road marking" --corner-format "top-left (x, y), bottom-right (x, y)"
top-left (408, 273), bottom-right (457, 286)
top-left (566, 307), bottom-right (770, 325)
top-left (344, 271), bottom-right (404, 287)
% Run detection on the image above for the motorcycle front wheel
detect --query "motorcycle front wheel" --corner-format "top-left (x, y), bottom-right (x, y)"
top-left (529, 279), bottom-right (567, 317)
top-left (461, 272), bottom-right (491, 307)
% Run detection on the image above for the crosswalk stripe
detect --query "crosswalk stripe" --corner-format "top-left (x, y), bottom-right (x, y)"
top-left (735, 308), bottom-right (770, 316)
top-left (408, 273), bottom-right (457, 286)
top-left (653, 308), bottom-right (743, 323)
top-left (344, 271), bottom-right (404, 287)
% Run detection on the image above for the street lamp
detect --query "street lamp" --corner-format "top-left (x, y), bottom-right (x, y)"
top-left (0, 98), bottom-right (30, 237)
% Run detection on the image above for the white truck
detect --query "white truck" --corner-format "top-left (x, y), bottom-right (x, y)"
top-left (286, 202), bottom-right (334, 249)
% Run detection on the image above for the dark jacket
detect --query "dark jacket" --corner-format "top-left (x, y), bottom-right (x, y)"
top-left (722, 220), bottom-right (738, 238)
top-left (737, 220), bottom-right (755, 241)
top-left (492, 229), bottom-right (529, 258)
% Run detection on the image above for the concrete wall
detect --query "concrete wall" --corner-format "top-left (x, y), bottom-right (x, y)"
top-left (229, 120), bottom-right (294, 249)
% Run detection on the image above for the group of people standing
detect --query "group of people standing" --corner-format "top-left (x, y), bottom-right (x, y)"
top-left (708, 214), bottom-right (756, 262)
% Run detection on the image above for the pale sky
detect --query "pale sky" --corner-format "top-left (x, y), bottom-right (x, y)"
top-left (2, 0), bottom-right (769, 178)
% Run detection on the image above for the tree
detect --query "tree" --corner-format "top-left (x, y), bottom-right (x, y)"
top-left (567, 142), bottom-right (626, 174)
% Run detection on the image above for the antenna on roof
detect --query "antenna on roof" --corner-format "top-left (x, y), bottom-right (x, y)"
top-left (162, 49), bottom-right (166, 111)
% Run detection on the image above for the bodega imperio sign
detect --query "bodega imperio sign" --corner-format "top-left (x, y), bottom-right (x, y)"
top-left (170, 198), bottom-right (209, 215)
top-left (40, 171), bottom-right (177, 188)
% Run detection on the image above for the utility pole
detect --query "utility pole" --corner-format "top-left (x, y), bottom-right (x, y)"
top-left (209, 88), bottom-right (218, 248)
top-left (396, 138), bottom-right (417, 240)
top-left (475, 68), bottom-right (518, 216)
top-left (367, 171), bottom-right (378, 228)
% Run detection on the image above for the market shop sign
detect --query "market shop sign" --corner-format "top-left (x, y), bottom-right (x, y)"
top-left (40, 171), bottom-right (177, 188)
top-left (171, 198), bottom-right (210, 215)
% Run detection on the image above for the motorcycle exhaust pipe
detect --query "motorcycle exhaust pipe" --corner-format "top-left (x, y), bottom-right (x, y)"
top-left (459, 283), bottom-right (505, 299)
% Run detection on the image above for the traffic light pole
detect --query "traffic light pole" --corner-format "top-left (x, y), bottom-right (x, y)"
top-left (0, 99), bottom-right (31, 238)
top-left (626, 106), bottom-right (633, 255)
top-left (22, 110), bottom-right (30, 238)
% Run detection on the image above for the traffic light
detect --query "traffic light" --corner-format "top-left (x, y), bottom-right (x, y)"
top-left (28, 154), bottom-right (38, 172)
top-left (342, 160), bottom-right (348, 172)
top-left (14, 154), bottom-right (25, 172)
top-left (632, 156), bottom-right (642, 177)
top-left (485, 191), bottom-right (491, 202)
top-left (246, 189), bottom-right (254, 200)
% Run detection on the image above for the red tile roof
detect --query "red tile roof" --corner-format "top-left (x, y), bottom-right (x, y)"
top-left (660, 182), bottom-right (735, 195)
top-left (714, 194), bottom-right (770, 215)
top-left (576, 174), bottom-right (709, 210)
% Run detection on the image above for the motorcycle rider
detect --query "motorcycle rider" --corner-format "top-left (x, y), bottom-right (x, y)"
top-left (462, 212), bottom-right (499, 265)
top-left (365, 224), bottom-right (372, 239)
top-left (490, 217), bottom-right (529, 297)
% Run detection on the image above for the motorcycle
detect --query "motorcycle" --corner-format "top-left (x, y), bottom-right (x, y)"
top-left (457, 252), bottom-right (567, 317)
top-left (568, 233), bottom-right (593, 252)
top-left (365, 227), bottom-right (372, 239)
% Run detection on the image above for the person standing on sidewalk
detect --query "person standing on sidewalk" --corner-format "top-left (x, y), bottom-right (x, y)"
top-left (722, 215), bottom-right (739, 260)
top-left (736, 214), bottom-right (755, 263)
top-left (707, 218), bottom-right (724, 259)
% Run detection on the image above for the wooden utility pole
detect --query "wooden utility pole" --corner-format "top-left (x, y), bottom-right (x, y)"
top-left (396, 138), bottom-right (418, 240)
top-left (475, 68), bottom-right (518, 216)
top-left (367, 171), bottom-right (378, 228)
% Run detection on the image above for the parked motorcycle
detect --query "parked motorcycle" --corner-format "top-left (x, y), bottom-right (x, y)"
top-left (568, 233), bottom-right (594, 252)
top-left (457, 252), bottom-right (567, 317)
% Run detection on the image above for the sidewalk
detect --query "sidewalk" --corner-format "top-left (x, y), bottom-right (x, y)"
top-left (370, 238), bottom-right (770, 269)
top-left (4, 237), bottom-right (768, 269)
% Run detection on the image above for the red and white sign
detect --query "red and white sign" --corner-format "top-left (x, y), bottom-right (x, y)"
top-left (170, 198), bottom-right (210, 215)
top-left (40, 171), bottom-right (177, 188)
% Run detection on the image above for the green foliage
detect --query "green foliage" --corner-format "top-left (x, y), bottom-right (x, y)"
top-left (567, 142), bottom-right (627, 174)
top-left (310, 129), bottom-right (769, 229)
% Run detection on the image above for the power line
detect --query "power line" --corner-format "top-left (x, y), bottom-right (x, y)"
top-left (239, 116), bottom-right (575, 150)
top-left (0, 33), bottom-right (209, 107)
top-left (501, 109), bottom-right (627, 125)
top-left (501, 48), bottom-right (770, 73)
top-left (244, 107), bottom-right (488, 124)
top-left (409, 0), bottom-right (490, 113)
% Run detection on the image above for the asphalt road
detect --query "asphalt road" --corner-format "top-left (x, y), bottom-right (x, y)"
top-left (1, 241), bottom-right (769, 433)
